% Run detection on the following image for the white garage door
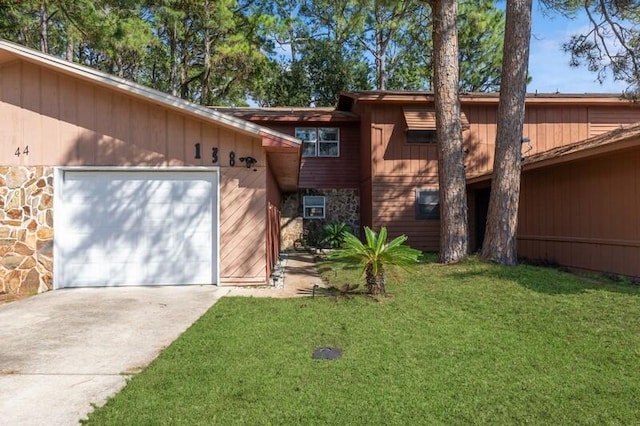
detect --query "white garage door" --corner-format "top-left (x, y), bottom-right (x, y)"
top-left (54, 168), bottom-right (218, 288)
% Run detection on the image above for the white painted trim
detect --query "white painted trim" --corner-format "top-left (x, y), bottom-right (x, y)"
top-left (53, 168), bottom-right (62, 290)
top-left (0, 40), bottom-right (300, 147)
top-left (53, 166), bottom-right (221, 288)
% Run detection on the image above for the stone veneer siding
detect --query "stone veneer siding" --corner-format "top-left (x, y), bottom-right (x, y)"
top-left (280, 192), bottom-right (302, 250)
top-left (0, 167), bottom-right (54, 296)
top-left (280, 189), bottom-right (360, 249)
top-left (304, 189), bottom-right (360, 245)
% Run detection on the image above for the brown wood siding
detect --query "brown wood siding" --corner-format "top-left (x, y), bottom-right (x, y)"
top-left (219, 167), bottom-right (268, 284)
top-left (463, 104), bottom-right (640, 176)
top-left (366, 104), bottom-right (441, 249)
top-left (0, 60), bottom-right (266, 167)
top-left (1, 59), bottom-right (273, 284)
top-left (518, 147), bottom-right (640, 278)
top-left (463, 104), bottom-right (497, 175)
top-left (372, 176), bottom-right (440, 251)
top-left (588, 107), bottom-right (640, 137)
top-left (249, 122), bottom-right (360, 189)
top-left (370, 104), bottom-right (439, 177)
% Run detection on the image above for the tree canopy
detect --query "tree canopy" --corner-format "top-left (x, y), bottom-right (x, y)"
top-left (0, 0), bottom-right (505, 106)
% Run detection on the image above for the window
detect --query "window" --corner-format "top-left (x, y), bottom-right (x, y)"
top-left (303, 196), bottom-right (325, 219)
top-left (407, 130), bottom-right (437, 144)
top-left (296, 128), bottom-right (339, 157)
top-left (416, 189), bottom-right (440, 220)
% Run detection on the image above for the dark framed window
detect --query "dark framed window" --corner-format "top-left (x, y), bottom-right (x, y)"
top-left (407, 130), bottom-right (437, 144)
top-left (416, 189), bottom-right (440, 220)
top-left (296, 127), bottom-right (340, 157)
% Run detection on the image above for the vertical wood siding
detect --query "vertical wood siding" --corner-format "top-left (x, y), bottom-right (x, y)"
top-left (464, 104), bottom-right (640, 176)
top-left (0, 60), bottom-right (266, 167)
top-left (588, 107), bottom-right (640, 137)
top-left (1, 59), bottom-right (273, 284)
top-left (518, 147), bottom-right (640, 278)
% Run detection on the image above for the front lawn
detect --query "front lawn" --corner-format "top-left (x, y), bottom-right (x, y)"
top-left (84, 257), bottom-right (640, 425)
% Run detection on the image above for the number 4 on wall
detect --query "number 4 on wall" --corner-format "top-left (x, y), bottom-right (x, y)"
top-left (15, 146), bottom-right (29, 157)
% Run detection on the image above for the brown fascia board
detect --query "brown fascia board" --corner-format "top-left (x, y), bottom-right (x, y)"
top-left (338, 90), bottom-right (634, 108)
top-left (467, 122), bottom-right (640, 184)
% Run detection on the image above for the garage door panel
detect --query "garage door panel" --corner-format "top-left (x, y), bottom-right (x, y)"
top-left (56, 169), bottom-right (218, 288)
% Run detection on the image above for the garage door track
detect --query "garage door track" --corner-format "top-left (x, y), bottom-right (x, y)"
top-left (0, 286), bottom-right (227, 425)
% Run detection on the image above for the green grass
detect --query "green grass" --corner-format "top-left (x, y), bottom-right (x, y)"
top-left (84, 256), bottom-right (640, 425)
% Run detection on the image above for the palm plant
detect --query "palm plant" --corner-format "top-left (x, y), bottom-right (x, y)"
top-left (331, 227), bottom-right (421, 295)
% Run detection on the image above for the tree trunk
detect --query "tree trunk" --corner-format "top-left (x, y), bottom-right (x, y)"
top-left (481, 0), bottom-right (532, 265)
top-left (365, 264), bottom-right (377, 294)
top-left (39, 0), bottom-right (49, 54)
top-left (66, 35), bottom-right (74, 62)
top-left (375, 29), bottom-right (386, 90)
top-left (429, 0), bottom-right (468, 263)
top-left (201, 0), bottom-right (212, 105)
top-left (376, 269), bottom-right (386, 295)
top-left (365, 264), bottom-right (385, 295)
top-left (169, 21), bottom-right (179, 97)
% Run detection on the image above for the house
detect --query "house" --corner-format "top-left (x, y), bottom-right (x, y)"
top-left (2, 40), bottom-right (639, 297)
top-left (0, 40), bottom-right (301, 295)
top-left (222, 91), bottom-right (640, 279)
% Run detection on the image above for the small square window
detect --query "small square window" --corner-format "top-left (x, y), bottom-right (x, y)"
top-left (416, 189), bottom-right (440, 220)
top-left (303, 196), bottom-right (325, 219)
top-left (407, 130), bottom-right (437, 144)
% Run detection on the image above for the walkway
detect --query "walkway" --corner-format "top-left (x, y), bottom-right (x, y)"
top-left (226, 251), bottom-right (325, 298)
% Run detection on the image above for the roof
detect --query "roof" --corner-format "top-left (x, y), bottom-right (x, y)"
top-left (467, 121), bottom-right (640, 184)
top-left (211, 107), bottom-right (360, 123)
top-left (0, 39), bottom-right (300, 148)
top-left (337, 90), bottom-right (636, 110)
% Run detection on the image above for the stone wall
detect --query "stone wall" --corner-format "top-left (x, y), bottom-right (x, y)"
top-left (280, 189), bottom-right (360, 250)
top-left (280, 193), bottom-right (302, 250)
top-left (303, 189), bottom-right (360, 245)
top-left (0, 167), bottom-right (54, 297)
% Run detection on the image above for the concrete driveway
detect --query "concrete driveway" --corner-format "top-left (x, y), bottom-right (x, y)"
top-left (0, 285), bottom-right (228, 426)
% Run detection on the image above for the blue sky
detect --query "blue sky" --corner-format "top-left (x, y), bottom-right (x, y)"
top-left (527, 4), bottom-right (627, 94)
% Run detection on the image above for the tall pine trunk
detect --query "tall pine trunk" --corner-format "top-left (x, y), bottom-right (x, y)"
top-left (39, 0), bottom-right (49, 54)
top-left (429, 0), bottom-right (468, 263)
top-left (481, 0), bottom-right (532, 265)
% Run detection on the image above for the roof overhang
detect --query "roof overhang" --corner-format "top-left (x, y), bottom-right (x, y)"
top-left (337, 90), bottom-right (635, 111)
top-left (261, 132), bottom-right (301, 192)
top-left (211, 107), bottom-right (359, 123)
